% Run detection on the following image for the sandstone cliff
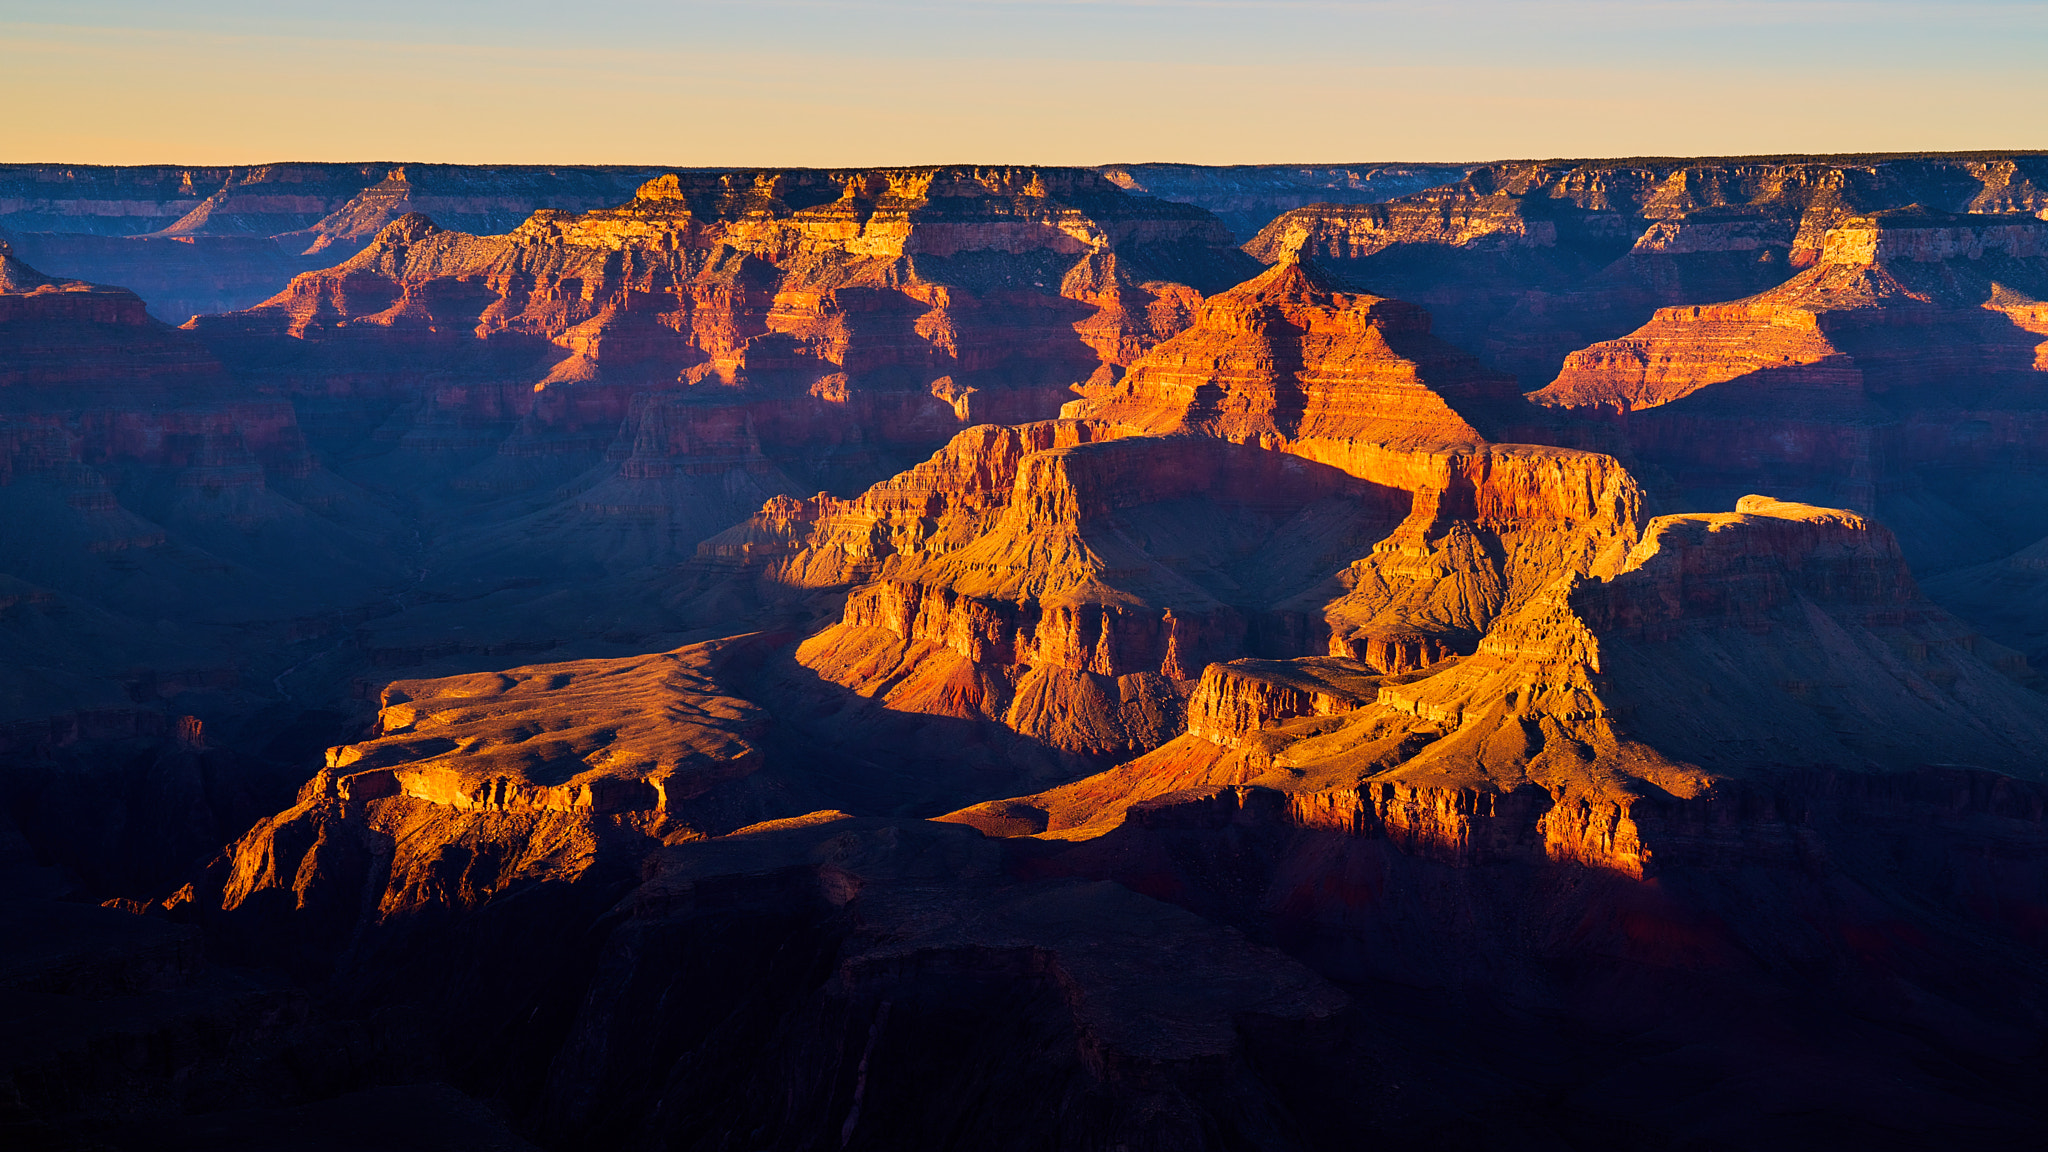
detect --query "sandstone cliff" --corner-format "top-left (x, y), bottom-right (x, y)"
top-left (698, 253), bottom-right (1648, 768)
top-left (1097, 162), bottom-right (1471, 243)
top-left (20, 155), bottom-right (2048, 1150)
top-left (946, 497), bottom-right (2048, 875)
top-left (1532, 208), bottom-right (2048, 568)
top-left (1065, 254), bottom-right (1532, 450)
top-left (1248, 155), bottom-right (2048, 385)
top-left (768, 430), bottom-right (1408, 764)
top-left (0, 163), bottom-right (665, 321)
top-left (169, 169), bottom-right (1256, 586)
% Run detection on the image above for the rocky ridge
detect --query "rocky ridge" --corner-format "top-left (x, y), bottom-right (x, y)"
top-left (1530, 208), bottom-right (2048, 568)
top-left (943, 497), bottom-right (2048, 873)
top-left (16, 154), bottom-right (2048, 1150)
top-left (1248, 154), bottom-right (2048, 385)
top-left (1097, 162), bottom-right (1472, 243)
top-left (0, 164), bottom-right (667, 322)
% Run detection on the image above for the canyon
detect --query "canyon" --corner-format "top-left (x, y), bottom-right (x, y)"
top-left (7, 153), bottom-right (2048, 1151)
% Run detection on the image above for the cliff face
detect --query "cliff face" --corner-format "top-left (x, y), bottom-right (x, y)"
top-left (950, 497), bottom-right (2048, 868)
top-left (1065, 255), bottom-right (1532, 450)
top-left (0, 164), bottom-right (667, 321)
top-left (197, 168), bottom-right (1251, 407)
top-left (712, 253), bottom-right (1648, 765)
top-left (1181, 657), bottom-right (1381, 747)
top-left (1248, 155), bottom-right (2048, 385)
top-left (1097, 163), bottom-right (1472, 243)
top-left (23, 155), bottom-right (2048, 1150)
top-left (164, 170), bottom-right (1256, 584)
top-left (0, 244), bottom-right (222, 390)
top-left (696, 418), bottom-right (1114, 594)
top-left (1535, 209), bottom-right (2048, 414)
top-left (3, 160), bottom-right (1462, 322)
top-left (1062, 253), bottom-right (1644, 669)
top-left (1531, 209), bottom-right (2048, 567)
top-left (781, 431), bottom-right (1408, 760)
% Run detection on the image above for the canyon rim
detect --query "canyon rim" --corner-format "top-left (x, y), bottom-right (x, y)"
top-left (9, 4), bottom-right (2048, 1149)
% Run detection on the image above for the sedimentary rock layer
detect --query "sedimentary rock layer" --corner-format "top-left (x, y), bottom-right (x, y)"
top-left (947, 497), bottom-right (2048, 878)
top-left (1247, 154), bottom-right (2048, 384)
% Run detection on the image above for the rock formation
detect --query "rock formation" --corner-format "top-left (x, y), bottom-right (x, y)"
top-left (1097, 162), bottom-right (1472, 243)
top-left (1249, 155), bottom-right (2048, 385)
top-left (1532, 208), bottom-right (2048, 567)
top-left (16, 155), bottom-right (2048, 1150)
top-left (167, 170), bottom-right (1257, 589)
top-left (943, 497), bottom-right (2048, 867)
top-left (0, 163), bottom-right (667, 321)
top-left (699, 260), bottom-right (1638, 766)
top-left (1065, 254), bottom-right (1534, 450)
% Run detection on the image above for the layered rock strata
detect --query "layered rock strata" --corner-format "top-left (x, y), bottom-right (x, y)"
top-left (1065, 255), bottom-right (1533, 450)
top-left (0, 163), bottom-right (664, 320)
top-left (1064, 253), bottom-right (1646, 667)
top-left (195, 168), bottom-right (1251, 414)
top-left (1248, 155), bottom-right (2048, 384)
top-left (1097, 162), bottom-right (1471, 243)
top-left (947, 497), bottom-right (2048, 874)
top-left (1532, 209), bottom-right (2048, 564)
top-left (779, 431), bottom-right (1409, 760)
top-left (702, 255), bottom-right (1649, 764)
top-left (173, 169), bottom-right (1256, 580)
top-left (1181, 657), bottom-right (1383, 747)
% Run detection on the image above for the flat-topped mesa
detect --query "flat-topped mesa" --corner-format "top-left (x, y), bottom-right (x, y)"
top-left (2, 242), bottom-right (114, 298)
top-left (557, 168), bottom-right (1242, 264)
top-left (953, 496), bottom-right (2048, 873)
top-left (2, 243), bottom-right (163, 349)
top-left (1577, 495), bottom-right (1919, 638)
top-left (820, 434), bottom-right (1399, 676)
top-left (313, 638), bottom-right (778, 825)
top-left (1182, 657), bottom-right (1382, 747)
top-left (1066, 255), bottom-right (1530, 453)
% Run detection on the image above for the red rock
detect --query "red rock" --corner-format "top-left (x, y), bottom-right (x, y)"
top-left (952, 496), bottom-right (2048, 877)
top-left (1065, 253), bottom-right (1528, 450)
top-left (1247, 157), bottom-right (2048, 385)
top-left (1528, 208), bottom-right (2048, 564)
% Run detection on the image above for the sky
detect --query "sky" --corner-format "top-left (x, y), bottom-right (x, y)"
top-left (2, 0), bottom-right (2044, 166)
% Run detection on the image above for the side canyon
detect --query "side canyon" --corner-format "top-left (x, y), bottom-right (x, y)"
top-left (7, 154), bottom-right (2048, 1152)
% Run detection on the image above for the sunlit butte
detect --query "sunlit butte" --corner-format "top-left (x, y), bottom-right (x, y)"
top-left (8, 3), bottom-right (2048, 1149)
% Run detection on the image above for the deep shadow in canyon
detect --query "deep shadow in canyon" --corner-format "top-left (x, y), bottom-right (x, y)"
top-left (8, 155), bottom-right (2048, 1151)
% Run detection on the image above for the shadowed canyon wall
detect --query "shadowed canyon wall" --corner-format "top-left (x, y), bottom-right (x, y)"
top-left (10, 154), bottom-right (2048, 1151)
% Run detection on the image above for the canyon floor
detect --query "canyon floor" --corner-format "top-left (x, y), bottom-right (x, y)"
top-left (6, 155), bottom-right (2048, 1151)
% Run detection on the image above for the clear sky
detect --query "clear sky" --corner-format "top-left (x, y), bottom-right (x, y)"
top-left (3, 0), bottom-right (2044, 166)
